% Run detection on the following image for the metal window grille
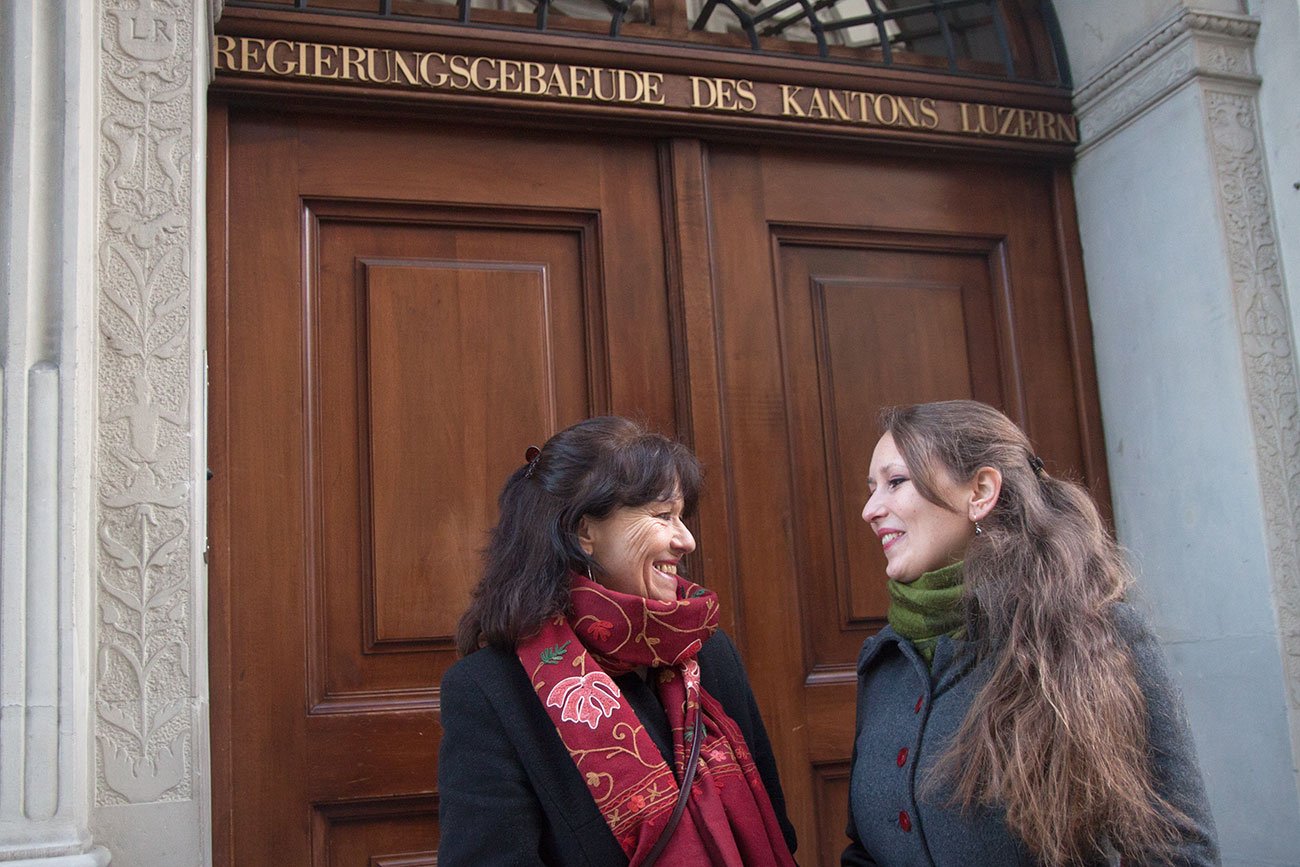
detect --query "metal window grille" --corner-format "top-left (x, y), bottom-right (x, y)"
top-left (222, 0), bottom-right (1068, 85)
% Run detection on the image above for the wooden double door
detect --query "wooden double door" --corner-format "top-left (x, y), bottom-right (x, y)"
top-left (209, 107), bottom-right (1105, 866)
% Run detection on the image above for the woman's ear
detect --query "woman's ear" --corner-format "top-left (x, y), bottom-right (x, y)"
top-left (576, 515), bottom-right (596, 556)
top-left (968, 466), bottom-right (1002, 523)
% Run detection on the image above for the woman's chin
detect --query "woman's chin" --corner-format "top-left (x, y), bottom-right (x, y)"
top-left (646, 572), bottom-right (678, 602)
top-left (886, 563), bottom-right (920, 584)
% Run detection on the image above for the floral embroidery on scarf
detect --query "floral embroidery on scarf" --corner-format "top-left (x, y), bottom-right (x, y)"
top-left (683, 659), bottom-right (701, 693)
top-left (539, 640), bottom-right (570, 665)
top-left (546, 671), bottom-right (622, 729)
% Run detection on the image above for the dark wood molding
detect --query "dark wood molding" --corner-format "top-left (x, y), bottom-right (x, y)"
top-left (1051, 166), bottom-right (1113, 523)
top-left (204, 100), bottom-right (235, 867)
top-left (657, 137), bottom-right (743, 641)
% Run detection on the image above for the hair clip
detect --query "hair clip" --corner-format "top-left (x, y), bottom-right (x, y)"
top-left (524, 445), bottom-right (541, 479)
top-left (1028, 455), bottom-right (1045, 477)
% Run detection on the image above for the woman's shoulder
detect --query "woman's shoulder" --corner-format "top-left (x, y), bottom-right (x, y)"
top-left (441, 644), bottom-right (530, 698)
top-left (1109, 599), bottom-right (1149, 630)
top-left (444, 643), bottom-right (515, 673)
top-left (1107, 600), bottom-right (1161, 657)
top-left (1105, 601), bottom-right (1190, 722)
top-left (855, 625), bottom-right (907, 672)
top-left (697, 630), bottom-right (747, 690)
top-left (697, 631), bottom-right (758, 709)
top-left (699, 628), bottom-right (740, 664)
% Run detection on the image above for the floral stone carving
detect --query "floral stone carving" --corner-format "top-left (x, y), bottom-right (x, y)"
top-left (95, 0), bottom-right (197, 805)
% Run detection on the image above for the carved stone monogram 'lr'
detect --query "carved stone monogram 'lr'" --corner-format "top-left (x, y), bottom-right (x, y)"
top-left (95, 0), bottom-right (198, 805)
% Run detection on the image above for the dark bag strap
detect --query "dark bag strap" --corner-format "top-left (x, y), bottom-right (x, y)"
top-left (641, 711), bottom-right (705, 867)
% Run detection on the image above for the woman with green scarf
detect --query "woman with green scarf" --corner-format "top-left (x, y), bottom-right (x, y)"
top-left (843, 400), bottom-right (1218, 866)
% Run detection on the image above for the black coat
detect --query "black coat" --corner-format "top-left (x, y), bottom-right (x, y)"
top-left (437, 630), bottom-right (798, 866)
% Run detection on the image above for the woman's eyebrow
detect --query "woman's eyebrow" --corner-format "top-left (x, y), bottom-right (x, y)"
top-left (866, 464), bottom-right (906, 488)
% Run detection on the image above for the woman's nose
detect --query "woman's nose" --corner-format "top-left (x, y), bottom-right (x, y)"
top-left (862, 491), bottom-right (885, 524)
top-left (674, 520), bottom-right (696, 554)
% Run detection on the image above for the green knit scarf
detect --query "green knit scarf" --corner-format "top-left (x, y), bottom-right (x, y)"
top-left (886, 561), bottom-right (966, 667)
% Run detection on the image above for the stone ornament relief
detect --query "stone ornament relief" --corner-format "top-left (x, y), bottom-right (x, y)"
top-left (95, 0), bottom-right (196, 805)
top-left (1074, 9), bottom-right (1260, 106)
top-left (1206, 89), bottom-right (1300, 722)
top-left (1075, 9), bottom-right (1259, 153)
top-left (1076, 39), bottom-right (1195, 148)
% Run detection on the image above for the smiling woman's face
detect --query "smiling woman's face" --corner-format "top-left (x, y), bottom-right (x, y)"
top-left (579, 495), bottom-right (696, 602)
top-left (861, 432), bottom-right (976, 584)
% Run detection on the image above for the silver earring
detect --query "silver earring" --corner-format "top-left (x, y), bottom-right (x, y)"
top-left (585, 563), bottom-right (595, 582)
top-left (974, 522), bottom-right (983, 536)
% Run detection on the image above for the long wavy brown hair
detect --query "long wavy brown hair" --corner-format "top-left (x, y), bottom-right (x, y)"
top-left (882, 400), bottom-right (1183, 865)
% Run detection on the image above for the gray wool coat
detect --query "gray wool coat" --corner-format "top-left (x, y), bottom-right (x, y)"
top-left (842, 603), bottom-right (1219, 867)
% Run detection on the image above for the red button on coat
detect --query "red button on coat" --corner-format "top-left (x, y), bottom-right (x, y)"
top-left (914, 696), bottom-right (923, 713)
top-left (896, 747), bottom-right (909, 767)
top-left (898, 810), bottom-right (912, 832)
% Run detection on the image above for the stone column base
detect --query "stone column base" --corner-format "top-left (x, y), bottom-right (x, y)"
top-left (0, 828), bottom-right (109, 867)
top-left (0, 852), bottom-right (110, 867)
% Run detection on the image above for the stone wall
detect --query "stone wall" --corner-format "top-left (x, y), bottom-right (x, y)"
top-left (1063, 2), bottom-right (1300, 863)
top-left (1, 0), bottom-right (110, 864)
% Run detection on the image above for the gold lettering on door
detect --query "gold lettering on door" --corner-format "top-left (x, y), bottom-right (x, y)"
top-left (212, 35), bottom-right (1077, 147)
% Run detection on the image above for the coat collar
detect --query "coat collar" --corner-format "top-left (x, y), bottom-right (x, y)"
top-left (858, 625), bottom-right (981, 696)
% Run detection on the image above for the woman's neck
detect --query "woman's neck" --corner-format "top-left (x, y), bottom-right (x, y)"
top-left (886, 561), bottom-right (965, 664)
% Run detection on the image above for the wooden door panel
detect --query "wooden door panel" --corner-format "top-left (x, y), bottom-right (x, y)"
top-left (222, 115), bottom-right (314, 861)
top-left (363, 257), bottom-right (566, 643)
top-left (309, 204), bottom-right (596, 713)
top-left (308, 713), bottom-right (438, 800)
top-left (311, 797), bottom-right (438, 867)
top-left (216, 112), bottom-right (675, 866)
top-left (811, 765), bottom-right (852, 867)
top-left (291, 117), bottom-right (681, 430)
top-left (754, 152), bottom-right (1093, 477)
top-left (775, 234), bottom-right (1008, 678)
top-left (704, 145), bottom-right (1100, 867)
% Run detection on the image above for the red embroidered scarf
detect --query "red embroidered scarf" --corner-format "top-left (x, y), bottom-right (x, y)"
top-left (516, 573), bottom-right (795, 866)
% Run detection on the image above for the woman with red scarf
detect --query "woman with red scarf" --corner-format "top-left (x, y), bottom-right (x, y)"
top-left (438, 416), bottom-right (798, 866)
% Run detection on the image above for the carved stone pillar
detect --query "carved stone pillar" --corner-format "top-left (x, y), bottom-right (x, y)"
top-left (0, 1), bottom-right (110, 864)
top-left (88, 0), bottom-right (212, 862)
top-left (1072, 7), bottom-right (1300, 860)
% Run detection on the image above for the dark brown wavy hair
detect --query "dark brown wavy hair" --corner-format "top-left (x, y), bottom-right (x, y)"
top-left (881, 400), bottom-right (1183, 865)
top-left (455, 416), bottom-right (701, 656)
